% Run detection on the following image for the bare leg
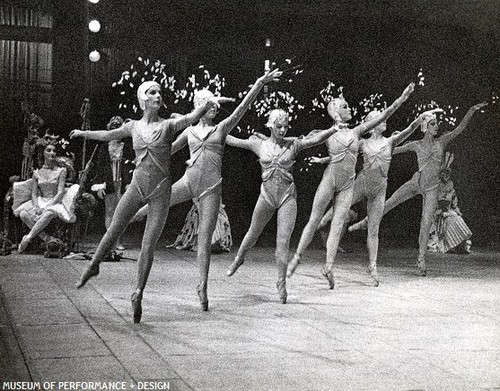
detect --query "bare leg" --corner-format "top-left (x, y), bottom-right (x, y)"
top-left (195, 189), bottom-right (221, 311)
top-left (365, 191), bottom-right (386, 286)
top-left (287, 175), bottom-right (333, 277)
top-left (19, 210), bottom-right (50, 243)
top-left (323, 186), bottom-right (354, 289)
top-left (227, 195), bottom-right (275, 276)
top-left (275, 198), bottom-right (297, 304)
top-left (416, 189), bottom-right (439, 276)
top-left (18, 211), bottom-right (57, 253)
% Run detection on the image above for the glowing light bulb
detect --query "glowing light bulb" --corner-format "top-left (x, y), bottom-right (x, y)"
top-left (89, 50), bottom-right (101, 62)
top-left (88, 20), bottom-right (101, 33)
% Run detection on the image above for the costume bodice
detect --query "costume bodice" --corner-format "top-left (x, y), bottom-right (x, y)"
top-left (326, 129), bottom-right (359, 166)
top-left (186, 125), bottom-right (224, 169)
top-left (131, 120), bottom-right (172, 176)
top-left (35, 166), bottom-right (64, 198)
top-left (259, 138), bottom-right (299, 183)
top-left (361, 137), bottom-right (392, 177)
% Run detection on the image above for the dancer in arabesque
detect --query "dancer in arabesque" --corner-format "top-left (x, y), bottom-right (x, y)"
top-left (349, 102), bottom-right (487, 276)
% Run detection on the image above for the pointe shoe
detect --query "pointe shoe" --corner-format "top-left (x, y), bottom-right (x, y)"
top-left (367, 264), bottom-right (380, 287)
top-left (417, 256), bottom-right (427, 277)
top-left (196, 283), bottom-right (209, 311)
top-left (18, 235), bottom-right (30, 254)
top-left (131, 291), bottom-right (143, 324)
top-left (348, 218), bottom-right (368, 232)
top-left (276, 277), bottom-right (287, 304)
top-left (286, 254), bottom-right (301, 278)
top-left (321, 265), bottom-right (335, 289)
top-left (226, 257), bottom-right (244, 276)
top-left (76, 263), bottom-right (100, 289)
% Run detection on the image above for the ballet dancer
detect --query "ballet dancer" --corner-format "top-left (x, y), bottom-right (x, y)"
top-left (70, 80), bottom-right (230, 323)
top-left (224, 108), bottom-right (337, 303)
top-left (349, 102), bottom-right (487, 276)
top-left (287, 82), bottom-right (415, 289)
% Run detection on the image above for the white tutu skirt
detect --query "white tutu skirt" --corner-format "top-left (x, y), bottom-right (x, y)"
top-left (13, 184), bottom-right (79, 224)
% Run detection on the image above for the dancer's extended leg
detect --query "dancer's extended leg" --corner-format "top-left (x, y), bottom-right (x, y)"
top-left (416, 189), bottom-right (439, 276)
top-left (349, 178), bottom-right (418, 232)
top-left (131, 193), bottom-right (171, 323)
top-left (77, 187), bottom-right (143, 288)
top-left (275, 198), bottom-right (297, 304)
top-left (227, 196), bottom-right (275, 276)
top-left (323, 186), bottom-right (354, 289)
top-left (365, 192), bottom-right (385, 286)
top-left (195, 189), bottom-right (221, 311)
top-left (287, 177), bottom-right (333, 277)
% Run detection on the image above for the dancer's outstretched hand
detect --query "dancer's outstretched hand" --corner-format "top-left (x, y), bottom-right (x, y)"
top-left (418, 108), bottom-right (444, 122)
top-left (208, 96), bottom-right (236, 108)
top-left (69, 129), bottom-right (84, 139)
top-left (401, 82), bottom-right (415, 100)
top-left (259, 68), bottom-right (282, 84)
top-left (470, 102), bottom-right (488, 112)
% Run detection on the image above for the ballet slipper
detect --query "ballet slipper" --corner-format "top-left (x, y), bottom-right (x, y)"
top-left (321, 265), bottom-right (335, 289)
top-left (286, 253), bottom-right (301, 278)
top-left (367, 264), bottom-right (379, 287)
top-left (276, 277), bottom-right (287, 304)
top-left (226, 257), bottom-right (244, 276)
top-left (18, 235), bottom-right (30, 254)
top-left (196, 282), bottom-right (208, 311)
top-left (76, 263), bottom-right (100, 289)
top-left (348, 218), bottom-right (368, 232)
top-left (131, 291), bottom-right (143, 324)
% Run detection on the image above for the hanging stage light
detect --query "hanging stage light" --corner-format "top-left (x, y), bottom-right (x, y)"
top-left (88, 19), bottom-right (101, 33)
top-left (89, 50), bottom-right (101, 62)
top-left (88, 0), bottom-right (100, 4)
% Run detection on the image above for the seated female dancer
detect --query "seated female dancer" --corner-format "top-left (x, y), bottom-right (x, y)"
top-left (307, 108), bottom-right (441, 286)
top-left (428, 166), bottom-right (472, 254)
top-left (224, 109), bottom-right (337, 303)
top-left (349, 102), bottom-right (487, 276)
top-left (15, 143), bottom-right (75, 253)
top-left (131, 68), bottom-right (282, 311)
top-left (287, 82), bottom-right (415, 289)
top-left (70, 81), bottom-right (229, 323)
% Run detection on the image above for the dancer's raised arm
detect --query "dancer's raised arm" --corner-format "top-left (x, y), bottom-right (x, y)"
top-left (352, 82), bottom-right (415, 138)
top-left (219, 68), bottom-right (282, 136)
top-left (439, 102), bottom-right (487, 146)
top-left (170, 96), bottom-right (234, 134)
top-left (70, 122), bottom-right (132, 141)
top-left (295, 126), bottom-right (337, 151)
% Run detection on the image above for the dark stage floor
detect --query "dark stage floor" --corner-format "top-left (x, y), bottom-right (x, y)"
top-left (1, 241), bottom-right (499, 391)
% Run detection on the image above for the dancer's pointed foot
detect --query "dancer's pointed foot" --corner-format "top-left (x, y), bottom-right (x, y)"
top-left (197, 282), bottom-right (208, 311)
top-left (286, 254), bottom-right (301, 278)
top-left (321, 265), bottom-right (335, 289)
top-left (417, 256), bottom-right (427, 277)
top-left (76, 263), bottom-right (100, 289)
top-left (131, 291), bottom-right (143, 324)
top-left (276, 277), bottom-right (287, 304)
top-left (348, 218), bottom-right (368, 232)
top-left (18, 235), bottom-right (30, 254)
top-left (367, 264), bottom-right (379, 287)
top-left (226, 257), bottom-right (244, 276)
